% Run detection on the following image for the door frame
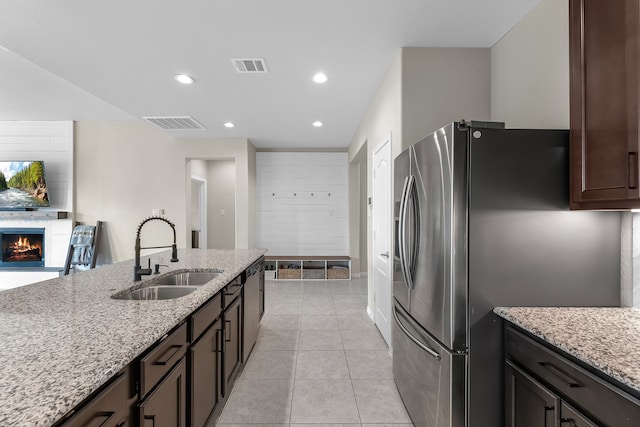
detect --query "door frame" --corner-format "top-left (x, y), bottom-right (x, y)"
top-left (191, 176), bottom-right (207, 249)
top-left (372, 133), bottom-right (392, 347)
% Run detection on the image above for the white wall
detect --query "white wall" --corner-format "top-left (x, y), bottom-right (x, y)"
top-left (207, 159), bottom-right (236, 249)
top-left (348, 51), bottom-right (402, 309)
top-left (402, 47), bottom-right (491, 148)
top-left (0, 121), bottom-right (73, 211)
top-left (190, 159), bottom-right (208, 180)
top-left (348, 47), bottom-right (491, 309)
top-left (74, 121), bottom-right (254, 263)
top-left (256, 152), bottom-right (349, 256)
top-left (491, 0), bottom-right (569, 129)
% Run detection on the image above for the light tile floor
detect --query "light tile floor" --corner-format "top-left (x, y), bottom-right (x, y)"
top-left (212, 277), bottom-right (412, 427)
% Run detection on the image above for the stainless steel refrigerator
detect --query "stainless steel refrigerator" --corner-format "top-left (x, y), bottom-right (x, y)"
top-left (392, 121), bottom-right (621, 427)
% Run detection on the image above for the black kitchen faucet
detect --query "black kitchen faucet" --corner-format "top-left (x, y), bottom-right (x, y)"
top-left (134, 216), bottom-right (179, 281)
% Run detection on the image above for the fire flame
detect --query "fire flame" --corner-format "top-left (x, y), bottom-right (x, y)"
top-left (8, 236), bottom-right (42, 256)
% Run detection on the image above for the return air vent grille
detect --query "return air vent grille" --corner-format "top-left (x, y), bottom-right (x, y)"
top-left (142, 116), bottom-right (205, 130)
top-left (231, 58), bottom-right (268, 73)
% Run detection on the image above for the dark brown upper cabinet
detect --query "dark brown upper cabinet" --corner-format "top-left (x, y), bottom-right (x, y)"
top-left (570, 0), bottom-right (640, 209)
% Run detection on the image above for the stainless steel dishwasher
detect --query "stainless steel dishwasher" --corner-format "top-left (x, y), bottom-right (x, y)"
top-left (242, 258), bottom-right (263, 362)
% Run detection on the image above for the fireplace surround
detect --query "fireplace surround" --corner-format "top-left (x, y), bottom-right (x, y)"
top-left (0, 228), bottom-right (45, 268)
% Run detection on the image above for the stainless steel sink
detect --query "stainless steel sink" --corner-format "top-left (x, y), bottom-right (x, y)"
top-left (116, 285), bottom-right (199, 300)
top-left (154, 271), bottom-right (219, 286)
top-left (112, 270), bottom-right (221, 300)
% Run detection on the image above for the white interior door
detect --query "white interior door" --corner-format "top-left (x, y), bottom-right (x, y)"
top-left (373, 135), bottom-right (392, 347)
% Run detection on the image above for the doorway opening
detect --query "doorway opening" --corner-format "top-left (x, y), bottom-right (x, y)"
top-left (188, 159), bottom-right (237, 250)
top-left (190, 177), bottom-right (207, 249)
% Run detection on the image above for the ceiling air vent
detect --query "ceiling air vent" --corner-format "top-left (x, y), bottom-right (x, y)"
top-left (143, 116), bottom-right (205, 130)
top-left (231, 58), bottom-right (268, 73)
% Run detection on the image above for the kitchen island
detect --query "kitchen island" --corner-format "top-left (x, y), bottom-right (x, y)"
top-left (0, 248), bottom-right (265, 427)
top-left (495, 306), bottom-right (640, 425)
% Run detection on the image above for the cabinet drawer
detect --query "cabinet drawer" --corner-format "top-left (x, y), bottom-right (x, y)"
top-left (140, 322), bottom-right (188, 397)
top-left (61, 372), bottom-right (127, 427)
top-left (191, 292), bottom-right (222, 342)
top-left (506, 326), bottom-right (640, 426)
top-left (223, 276), bottom-right (242, 307)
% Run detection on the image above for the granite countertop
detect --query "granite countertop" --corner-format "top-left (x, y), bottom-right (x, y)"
top-left (494, 307), bottom-right (640, 395)
top-left (0, 248), bottom-right (265, 427)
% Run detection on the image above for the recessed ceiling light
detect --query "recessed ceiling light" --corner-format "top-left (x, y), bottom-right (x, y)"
top-left (223, 122), bottom-right (235, 128)
top-left (174, 74), bottom-right (195, 84)
top-left (312, 72), bottom-right (328, 84)
top-left (313, 121), bottom-right (323, 127)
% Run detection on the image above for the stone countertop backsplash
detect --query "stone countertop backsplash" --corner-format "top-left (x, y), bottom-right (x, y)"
top-left (494, 306), bottom-right (640, 395)
top-left (0, 248), bottom-right (265, 427)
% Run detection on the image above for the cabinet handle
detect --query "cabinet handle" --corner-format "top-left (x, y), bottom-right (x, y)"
top-left (539, 362), bottom-right (581, 388)
top-left (629, 152), bottom-right (638, 189)
top-left (88, 412), bottom-right (114, 427)
top-left (153, 344), bottom-right (183, 366)
top-left (215, 329), bottom-right (223, 353)
top-left (225, 284), bottom-right (242, 295)
top-left (225, 320), bottom-right (231, 342)
top-left (143, 415), bottom-right (155, 427)
top-left (544, 406), bottom-right (556, 426)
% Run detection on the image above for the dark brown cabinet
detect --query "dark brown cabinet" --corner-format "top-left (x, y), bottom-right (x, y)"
top-left (243, 259), bottom-right (262, 362)
top-left (137, 323), bottom-right (188, 427)
top-left (505, 325), bottom-right (640, 426)
top-left (188, 291), bottom-right (224, 427)
top-left (560, 402), bottom-right (598, 427)
top-left (189, 317), bottom-right (223, 427)
top-left (223, 293), bottom-right (242, 396)
top-left (569, 0), bottom-right (640, 208)
top-left (60, 372), bottom-right (128, 427)
top-left (139, 323), bottom-right (187, 397)
top-left (505, 361), bottom-right (558, 427)
top-left (138, 358), bottom-right (187, 427)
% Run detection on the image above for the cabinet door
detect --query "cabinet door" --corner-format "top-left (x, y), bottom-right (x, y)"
top-left (506, 361), bottom-right (559, 427)
top-left (223, 295), bottom-right (242, 397)
top-left (189, 318), bottom-right (222, 427)
top-left (139, 358), bottom-right (187, 427)
top-left (560, 402), bottom-right (599, 427)
top-left (570, 0), bottom-right (640, 208)
top-left (243, 271), bottom-right (260, 362)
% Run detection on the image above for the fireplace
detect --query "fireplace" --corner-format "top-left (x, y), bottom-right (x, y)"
top-left (0, 228), bottom-right (45, 267)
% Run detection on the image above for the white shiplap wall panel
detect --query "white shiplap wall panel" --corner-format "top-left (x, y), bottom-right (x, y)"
top-left (0, 121), bottom-right (73, 212)
top-left (0, 122), bottom-right (74, 272)
top-left (256, 152), bottom-right (349, 256)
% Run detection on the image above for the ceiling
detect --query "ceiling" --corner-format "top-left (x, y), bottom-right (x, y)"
top-left (0, 0), bottom-right (542, 149)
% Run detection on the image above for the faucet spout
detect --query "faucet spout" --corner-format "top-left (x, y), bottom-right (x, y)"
top-left (134, 216), bottom-right (179, 281)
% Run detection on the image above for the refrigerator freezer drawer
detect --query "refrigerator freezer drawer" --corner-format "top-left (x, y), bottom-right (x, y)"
top-left (393, 304), bottom-right (466, 427)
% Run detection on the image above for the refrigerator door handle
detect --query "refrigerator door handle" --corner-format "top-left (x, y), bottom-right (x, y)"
top-left (393, 307), bottom-right (441, 361)
top-left (406, 174), bottom-right (419, 288)
top-left (399, 175), bottom-right (416, 290)
top-left (398, 176), bottom-right (411, 290)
